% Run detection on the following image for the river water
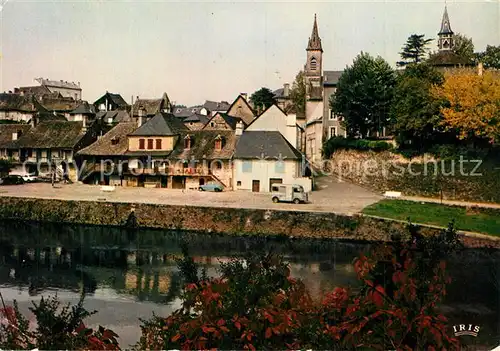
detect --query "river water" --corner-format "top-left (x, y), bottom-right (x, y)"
top-left (0, 220), bottom-right (498, 349)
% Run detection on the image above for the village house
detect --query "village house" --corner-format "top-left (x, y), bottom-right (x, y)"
top-left (202, 100), bottom-right (231, 116)
top-left (225, 94), bottom-right (256, 125)
top-left (15, 78), bottom-right (82, 101)
top-left (182, 113), bottom-right (210, 130)
top-left (131, 93), bottom-right (172, 127)
top-left (0, 93), bottom-right (41, 122)
top-left (94, 92), bottom-right (129, 112)
top-left (0, 124), bottom-right (32, 171)
top-left (273, 83), bottom-right (293, 111)
top-left (0, 116), bottom-right (102, 181)
top-left (68, 101), bottom-right (96, 122)
top-left (203, 112), bottom-right (245, 131)
top-left (245, 104), bottom-right (304, 152)
top-left (233, 128), bottom-right (311, 192)
top-left (77, 113), bottom-right (237, 189)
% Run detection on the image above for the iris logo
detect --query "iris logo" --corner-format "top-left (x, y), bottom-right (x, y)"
top-left (453, 324), bottom-right (481, 337)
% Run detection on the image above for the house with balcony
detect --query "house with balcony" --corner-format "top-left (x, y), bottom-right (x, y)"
top-left (77, 112), bottom-right (237, 189)
top-left (2, 118), bottom-right (102, 181)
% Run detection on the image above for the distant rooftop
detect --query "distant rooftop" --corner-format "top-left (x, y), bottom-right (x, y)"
top-left (35, 78), bottom-right (81, 90)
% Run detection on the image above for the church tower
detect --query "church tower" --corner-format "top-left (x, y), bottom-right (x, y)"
top-left (438, 5), bottom-right (454, 51)
top-left (304, 14), bottom-right (323, 99)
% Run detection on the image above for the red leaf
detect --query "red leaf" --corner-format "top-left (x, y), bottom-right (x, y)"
top-left (171, 334), bottom-right (181, 342)
top-left (375, 285), bottom-right (386, 296)
top-left (265, 327), bottom-right (272, 339)
top-left (217, 319), bottom-right (225, 326)
top-left (365, 280), bottom-right (374, 287)
top-left (234, 321), bottom-right (241, 330)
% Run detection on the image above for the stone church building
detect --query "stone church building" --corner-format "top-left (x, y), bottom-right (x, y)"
top-left (300, 15), bottom-right (346, 163)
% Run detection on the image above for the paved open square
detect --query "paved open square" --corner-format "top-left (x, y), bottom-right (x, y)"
top-left (0, 177), bottom-right (381, 215)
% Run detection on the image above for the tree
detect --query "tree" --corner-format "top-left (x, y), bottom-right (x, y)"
top-left (476, 45), bottom-right (500, 69)
top-left (397, 34), bottom-right (433, 66)
top-left (432, 69), bottom-right (500, 143)
top-left (331, 52), bottom-right (396, 138)
top-left (249, 87), bottom-right (276, 114)
top-left (452, 33), bottom-right (475, 63)
top-left (137, 224), bottom-right (461, 350)
top-left (390, 64), bottom-right (446, 150)
top-left (289, 71), bottom-right (306, 115)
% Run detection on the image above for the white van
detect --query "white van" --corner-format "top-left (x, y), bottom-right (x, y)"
top-left (271, 184), bottom-right (309, 204)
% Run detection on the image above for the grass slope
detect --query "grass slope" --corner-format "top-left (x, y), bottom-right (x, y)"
top-left (362, 200), bottom-right (500, 236)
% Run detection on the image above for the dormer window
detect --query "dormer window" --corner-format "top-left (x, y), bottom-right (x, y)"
top-left (215, 135), bottom-right (223, 151)
top-left (310, 57), bottom-right (317, 71)
top-left (111, 137), bottom-right (119, 145)
top-left (184, 135), bottom-right (192, 149)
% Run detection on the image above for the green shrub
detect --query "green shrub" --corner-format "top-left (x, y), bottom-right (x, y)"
top-left (323, 137), bottom-right (393, 158)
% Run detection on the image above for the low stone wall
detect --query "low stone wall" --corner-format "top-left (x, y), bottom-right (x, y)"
top-left (0, 196), bottom-right (435, 242)
top-left (327, 150), bottom-right (500, 203)
top-left (0, 197), bottom-right (497, 248)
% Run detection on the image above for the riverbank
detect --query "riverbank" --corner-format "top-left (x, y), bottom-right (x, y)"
top-left (0, 195), bottom-right (498, 248)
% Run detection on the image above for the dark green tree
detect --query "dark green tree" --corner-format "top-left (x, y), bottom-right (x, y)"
top-left (331, 52), bottom-right (396, 138)
top-left (289, 71), bottom-right (306, 115)
top-left (249, 87), bottom-right (276, 114)
top-left (397, 34), bottom-right (433, 66)
top-left (390, 63), bottom-right (445, 151)
top-left (476, 45), bottom-right (500, 69)
top-left (452, 33), bottom-right (475, 63)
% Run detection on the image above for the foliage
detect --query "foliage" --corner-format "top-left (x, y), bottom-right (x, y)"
top-left (390, 63), bottom-right (447, 151)
top-left (432, 69), bottom-right (500, 143)
top-left (331, 52), bottom-right (396, 138)
top-left (137, 226), bottom-right (461, 350)
top-left (289, 71), bottom-right (306, 115)
top-left (0, 293), bottom-right (119, 350)
top-left (476, 45), bottom-right (500, 69)
top-left (0, 159), bottom-right (13, 177)
top-left (249, 87), bottom-right (276, 114)
top-left (323, 136), bottom-right (392, 158)
top-left (397, 34), bottom-right (433, 66)
top-left (452, 33), bottom-right (475, 63)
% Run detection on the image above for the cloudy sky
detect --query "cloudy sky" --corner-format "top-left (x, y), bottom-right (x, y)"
top-left (0, 0), bottom-right (498, 106)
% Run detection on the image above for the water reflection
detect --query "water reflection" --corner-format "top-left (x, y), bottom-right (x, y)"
top-left (0, 220), bottom-right (498, 347)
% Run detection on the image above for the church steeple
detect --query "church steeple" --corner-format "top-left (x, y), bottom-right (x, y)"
top-left (307, 14), bottom-right (323, 52)
top-left (438, 5), bottom-right (454, 51)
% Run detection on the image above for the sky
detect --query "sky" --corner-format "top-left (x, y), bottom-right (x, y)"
top-left (0, 0), bottom-right (499, 107)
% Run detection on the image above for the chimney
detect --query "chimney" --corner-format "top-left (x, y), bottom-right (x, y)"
top-left (478, 62), bottom-right (484, 76)
top-left (12, 132), bottom-right (18, 141)
top-left (235, 121), bottom-right (244, 136)
top-left (240, 93), bottom-right (248, 100)
top-left (138, 116), bottom-right (143, 128)
top-left (284, 83), bottom-right (290, 97)
top-left (82, 115), bottom-right (88, 132)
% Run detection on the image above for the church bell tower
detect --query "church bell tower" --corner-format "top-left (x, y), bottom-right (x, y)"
top-left (304, 14), bottom-right (323, 99)
top-left (438, 5), bottom-right (454, 51)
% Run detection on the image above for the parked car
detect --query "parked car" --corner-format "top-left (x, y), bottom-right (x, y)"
top-left (0, 175), bottom-right (25, 185)
top-left (20, 174), bottom-right (38, 182)
top-left (271, 184), bottom-right (308, 204)
top-left (199, 182), bottom-right (223, 192)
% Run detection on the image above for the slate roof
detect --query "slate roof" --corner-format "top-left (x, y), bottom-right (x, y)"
top-left (6, 121), bottom-right (85, 149)
top-left (203, 100), bottom-right (230, 112)
top-left (0, 94), bottom-right (36, 112)
top-left (0, 124), bottom-right (32, 148)
top-left (94, 92), bottom-right (129, 109)
top-left (427, 51), bottom-right (474, 67)
top-left (170, 130), bottom-right (236, 160)
top-left (173, 106), bottom-right (204, 118)
top-left (307, 14), bottom-right (323, 52)
top-left (36, 78), bottom-right (81, 90)
top-left (324, 71), bottom-right (343, 86)
top-left (14, 86), bottom-right (51, 96)
top-left (70, 101), bottom-right (96, 115)
top-left (132, 98), bottom-right (163, 117)
top-left (96, 110), bottom-right (132, 124)
top-left (183, 113), bottom-right (210, 124)
top-left (234, 131), bottom-right (302, 160)
top-left (221, 113), bottom-right (245, 130)
top-left (41, 97), bottom-right (79, 112)
top-left (439, 6), bottom-right (453, 35)
top-left (130, 112), bottom-right (187, 136)
top-left (78, 122), bottom-right (137, 156)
